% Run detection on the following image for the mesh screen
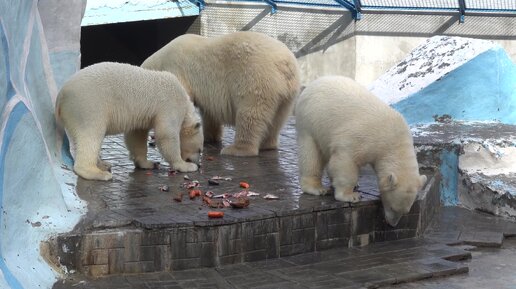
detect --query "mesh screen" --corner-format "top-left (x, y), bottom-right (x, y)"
top-left (200, 4), bottom-right (355, 54)
top-left (215, 0), bottom-right (516, 11)
top-left (360, 0), bottom-right (459, 9)
top-left (465, 0), bottom-right (516, 10)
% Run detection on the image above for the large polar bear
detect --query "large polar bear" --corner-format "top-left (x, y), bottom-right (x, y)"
top-left (295, 76), bottom-right (427, 226)
top-left (141, 31), bottom-right (300, 156)
top-left (56, 62), bottom-right (203, 181)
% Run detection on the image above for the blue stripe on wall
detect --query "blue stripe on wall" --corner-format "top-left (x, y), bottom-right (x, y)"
top-left (0, 102), bottom-right (28, 289)
top-left (439, 147), bottom-right (460, 206)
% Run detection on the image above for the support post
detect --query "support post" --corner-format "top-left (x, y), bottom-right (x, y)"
top-left (458, 0), bottom-right (466, 23)
top-left (263, 0), bottom-right (278, 14)
top-left (189, 0), bottom-right (205, 10)
top-left (334, 0), bottom-right (362, 20)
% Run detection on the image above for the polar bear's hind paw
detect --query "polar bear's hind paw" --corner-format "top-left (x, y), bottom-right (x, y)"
top-left (173, 162), bottom-right (198, 172)
top-left (135, 160), bottom-right (157, 170)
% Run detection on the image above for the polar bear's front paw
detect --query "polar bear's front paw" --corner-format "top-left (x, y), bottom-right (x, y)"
top-left (302, 186), bottom-right (328, 196)
top-left (135, 159), bottom-right (156, 170)
top-left (334, 191), bottom-right (361, 203)
top-left (75, 166), bottom-right (113, 181)
top-left (301, 177), bottom-right (328, 196)
top-left (173, 161), bottom-right (198, 172)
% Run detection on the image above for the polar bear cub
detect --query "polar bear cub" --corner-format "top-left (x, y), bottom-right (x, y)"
top-left (295, 76), bottom-right (427, 226)
top-left (142, 31), bottom-right (300, 156)
top-left (56, 62), bottom-right (203, 181)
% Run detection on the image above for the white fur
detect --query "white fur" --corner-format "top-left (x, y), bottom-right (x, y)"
top-left (56, 62), bottom-right (203, 181)
top-left (295, 76), bottom-right (427, 226)
top-left (141, 31), bottom-right (300, 156)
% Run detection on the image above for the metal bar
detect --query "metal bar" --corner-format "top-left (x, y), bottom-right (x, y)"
top-left (225, 0), bottom-right (516, 16)
top-left (189, 0), bottom-right (205, 10)
top-left (334, 0), bottom-right (361, 19)
top-left (352, 0), bottom-right (362, 18)
top-left (273, 0), bottom-right (339, 8)
top-left (359, 5), bottom-right (458, 11)
top-left (354, 0), bottom-right (362, 12)
top-left (458, 0), bottom-right (466, 23)
top-left (263, 0), bottom-right (278, 13)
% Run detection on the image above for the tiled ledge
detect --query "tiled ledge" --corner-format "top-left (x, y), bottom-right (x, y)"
top-left (48, 172), bottom-right (439, 276)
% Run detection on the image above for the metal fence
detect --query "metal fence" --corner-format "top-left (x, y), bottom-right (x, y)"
top-left (192, 0), bottom-right (516, 22)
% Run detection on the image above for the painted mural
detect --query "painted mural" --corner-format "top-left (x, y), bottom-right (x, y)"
top-left (0, 1), bottom-right (86, 288)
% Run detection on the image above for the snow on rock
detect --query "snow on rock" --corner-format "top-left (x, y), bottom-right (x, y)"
top-left (369, 36), bottom-right (496, 105)
top-left (460, 142), bottom-right (516, 177)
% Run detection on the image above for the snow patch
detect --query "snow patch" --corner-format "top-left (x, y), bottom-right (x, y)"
top-left (459, 142), bottom-right (516, 176)
top-left (370, 36), bottom-right (496, 104)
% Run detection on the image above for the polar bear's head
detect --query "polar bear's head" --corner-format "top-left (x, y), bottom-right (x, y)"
top-left (379, 173), bottom-right (427, 227)
top-left (180, 120), bottom-right (204, 164)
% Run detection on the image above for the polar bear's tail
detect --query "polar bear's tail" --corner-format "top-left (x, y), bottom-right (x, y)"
top-left (54, 91), bottom-right (65, 131)
top-left (55, 91), bottom-right (75, 166)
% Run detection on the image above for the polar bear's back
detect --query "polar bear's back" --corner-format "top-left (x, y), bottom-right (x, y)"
top-left (296, 76), bottom-right (412, 161)
top-left (144, 32), bottom-right (295, 72)
top-left (57, 62), bottom-right (190, 134)
top-left (142, 32), bottom-right (300, 124)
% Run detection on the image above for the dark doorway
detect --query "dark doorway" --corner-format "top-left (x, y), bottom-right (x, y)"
top-left (80, 16), bottom-right (198, 68)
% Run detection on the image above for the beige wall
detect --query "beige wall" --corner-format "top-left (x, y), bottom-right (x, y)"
top-left (200, 2), bottom-right (515, 86)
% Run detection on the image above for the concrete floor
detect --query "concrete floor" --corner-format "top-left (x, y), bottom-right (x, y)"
top-left (388, 237), bottom-right (516, 289)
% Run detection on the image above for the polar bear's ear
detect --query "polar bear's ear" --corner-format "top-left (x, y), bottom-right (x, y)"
top-left (380, 173), bottom-right (398, 191)
top-left (181, 121), bottom-right (201, 136)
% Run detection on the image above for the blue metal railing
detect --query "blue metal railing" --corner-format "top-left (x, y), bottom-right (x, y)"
top-left (192, 0), bottom-right (516, 22)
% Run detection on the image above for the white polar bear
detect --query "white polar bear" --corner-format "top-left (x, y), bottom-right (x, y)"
top-left (141, 31), bottom-right (300, 157)
top-left (295, 76), bottom-right (427, 226)
top-left (56, 62), bottom-right (203, 181)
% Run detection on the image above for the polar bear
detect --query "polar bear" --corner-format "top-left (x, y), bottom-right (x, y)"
top-left (141, 31), bottom-right (300, 156)
top-left (56, 62), bottom-right (203, 181)
top-left (295, 76), bottom-right (427, 226)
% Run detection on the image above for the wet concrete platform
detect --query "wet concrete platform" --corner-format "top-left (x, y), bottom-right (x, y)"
top-left (48, 118), bottom-right (439, 277)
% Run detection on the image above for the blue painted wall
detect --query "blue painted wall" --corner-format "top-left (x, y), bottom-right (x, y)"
top-left (394, 47), bottom-right (516, 125)
top-left (0, 1), bottom-right (86, 288)
top-left (439, 148), bottom-right (460, 206)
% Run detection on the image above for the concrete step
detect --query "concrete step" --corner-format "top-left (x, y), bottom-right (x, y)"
top-left (53, 238), bottom-right (469, 289)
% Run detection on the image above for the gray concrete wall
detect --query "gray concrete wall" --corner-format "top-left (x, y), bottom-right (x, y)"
top-left (200, 2), bottom-right (515, 86)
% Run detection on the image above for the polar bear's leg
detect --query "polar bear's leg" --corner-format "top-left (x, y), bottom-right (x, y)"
top-left (73, 132), bottom-right (113, 181)
top-left (328, 153), bottom-right (361, 202)
top-left (298, 132), bottom-right (327, 196)
top-left (202, 113), bottom-right (223, 144)
top-left (154, 121), bottom-right (198, 172)
top-left (221, 105), bottom-right (274, 156)
top-left (124, 129), bottom-right (155, 169)
top-left (261, 100), bottom-right (293, 150)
